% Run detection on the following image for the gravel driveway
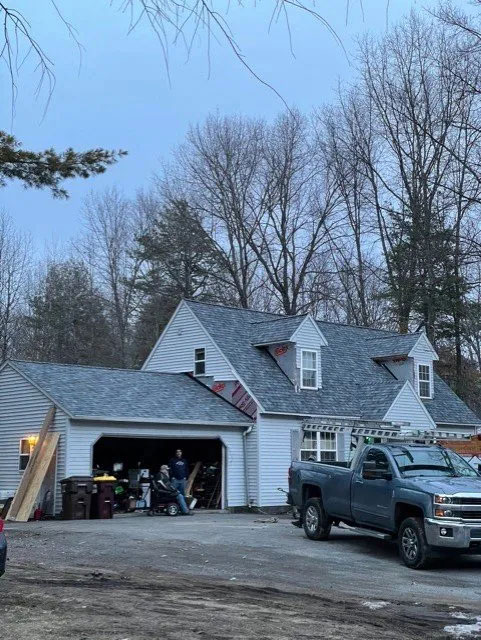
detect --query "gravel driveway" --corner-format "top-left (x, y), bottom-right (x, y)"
top-left (2, 512), bottom-right (481, 639)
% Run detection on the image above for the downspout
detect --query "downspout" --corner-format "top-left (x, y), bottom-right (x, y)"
top-left (242, 423), bottom-right (253, 508)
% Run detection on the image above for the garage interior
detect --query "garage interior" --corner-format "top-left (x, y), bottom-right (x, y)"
top-left (93, 436), bottom-right (224, 509)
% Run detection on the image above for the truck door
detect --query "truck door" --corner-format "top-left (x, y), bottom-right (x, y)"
top-left (351, 448), bottom-right (393, 530)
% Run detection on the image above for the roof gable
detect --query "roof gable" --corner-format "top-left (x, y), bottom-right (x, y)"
top-left (408, 332), bottom-right (439, 361)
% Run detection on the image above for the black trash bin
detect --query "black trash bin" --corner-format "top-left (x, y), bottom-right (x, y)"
top-left (60, 476), bottom-right (94, 520)
top-left (91, 475), bottom-right (116, 519)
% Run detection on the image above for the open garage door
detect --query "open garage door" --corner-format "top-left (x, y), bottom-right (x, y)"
top-left (93, 436), bottom-right (224, 509)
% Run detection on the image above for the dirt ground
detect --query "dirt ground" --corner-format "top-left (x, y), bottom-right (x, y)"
top-left (2, 514), bottom-right (480, 639)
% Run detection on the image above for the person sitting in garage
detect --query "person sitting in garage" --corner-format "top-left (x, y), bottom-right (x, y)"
top-left (168, 449), bottom-right (189, 495)
top-left (157, 465), bottom-right (193, 516)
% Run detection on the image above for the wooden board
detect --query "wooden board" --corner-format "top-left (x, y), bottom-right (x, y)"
top-left (6, 406), bottom-right (56, 521)
top-left (9, 432), bottom-right (60, 522)
top-left (185, 461), bottom-right (202, 497)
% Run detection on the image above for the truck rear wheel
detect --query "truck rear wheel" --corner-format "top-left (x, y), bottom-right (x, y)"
top-left (398, 517), bottom-right (431, 569)
top-left (303, 498), bottom-right (331, 541)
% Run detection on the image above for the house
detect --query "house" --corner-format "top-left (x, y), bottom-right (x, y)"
top-left (0, 299), bottom-right (480, 514)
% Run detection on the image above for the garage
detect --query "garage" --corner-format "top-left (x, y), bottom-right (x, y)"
top-left (93, 436), bottom-right (224, 509)
top-left (0, 361), bottom-right (252, 514)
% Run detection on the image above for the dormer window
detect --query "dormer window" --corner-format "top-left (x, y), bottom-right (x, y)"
top-left (418, 363), bottom-right (432, 399)
top-left (301, 349), bottom-right (318, 389)
top-left (194, 348), bottom-right (206, 376)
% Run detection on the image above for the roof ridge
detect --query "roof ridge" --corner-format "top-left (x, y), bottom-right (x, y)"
top-left (249, 314), bottom-right (307, 326)
top-left (365, 333), bottom-right (419, 342)
top-left (9, 359), bottom-right (186, 376)
top-left (315, 319), bottom-right (395, 333)
top-left (184, 298), bottom-right (283, 317)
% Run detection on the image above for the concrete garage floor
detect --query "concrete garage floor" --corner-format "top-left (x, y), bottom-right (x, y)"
top-left (2, 513), bottom-right (481, 639)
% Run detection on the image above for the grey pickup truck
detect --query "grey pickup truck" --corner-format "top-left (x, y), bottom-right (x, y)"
top-left (288, 443), bottom-right (481, 569)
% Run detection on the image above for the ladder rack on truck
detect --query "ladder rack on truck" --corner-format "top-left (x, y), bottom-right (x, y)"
top-left (301, 419), bottom-right (474, 463)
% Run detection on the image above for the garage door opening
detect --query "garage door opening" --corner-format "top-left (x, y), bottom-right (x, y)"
top-left (92, 437), bottom-right (224, 509)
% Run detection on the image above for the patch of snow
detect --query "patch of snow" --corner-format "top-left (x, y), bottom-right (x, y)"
top-left (451, 613), bottom-right (471, 620)
top-left (444, 616), bottom-right (481, 637)
top-left (362, 601), bottom-right (390, 611)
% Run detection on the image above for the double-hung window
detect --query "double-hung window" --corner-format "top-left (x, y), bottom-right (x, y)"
top-left (19, 438), bottom-right (35, 471)
top-left (194, 348), bottom-right (206, 376)
top-left (300, 349), bottom-right (318, 389)
top-left (300, 432), bottom-right (337, 462)
top-left (418, 363), bottom-right (432, 399)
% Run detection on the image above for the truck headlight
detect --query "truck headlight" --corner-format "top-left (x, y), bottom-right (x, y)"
top-left (434, 494), bottom-right (452, 504)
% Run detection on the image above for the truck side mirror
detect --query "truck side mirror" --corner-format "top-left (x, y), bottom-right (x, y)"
top-left (362, 461), bottom-right (392, 481)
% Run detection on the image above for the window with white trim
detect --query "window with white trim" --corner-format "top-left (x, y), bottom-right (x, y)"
top-left (300, 432), bottom-right (337, 462)
top-left (418, 363), bottom-right (432, 399)
top-left (300, 349), bottom-right (318, 389)
top-left (194, 348), bottom-right (206, 376)
top-left (19, 438), bottom-right (34, 471)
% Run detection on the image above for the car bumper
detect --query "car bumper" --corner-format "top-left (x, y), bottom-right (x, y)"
top-left (0, 533), bottom-right (6, 576)
top-left (424, 518), bottom-right (481, 549)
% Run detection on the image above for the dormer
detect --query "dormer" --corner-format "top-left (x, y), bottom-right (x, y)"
top-left (369, 331), bottom-right (439, 399)
top-left (250, 314), bottom-right (328, 390)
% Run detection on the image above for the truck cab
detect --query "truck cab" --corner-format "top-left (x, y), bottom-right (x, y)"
top-left (289, 442), bottom-right (481, 569)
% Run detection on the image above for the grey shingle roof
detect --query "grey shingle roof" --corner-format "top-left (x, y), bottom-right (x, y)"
top-left (423, 374), bottom-right (481, 426)
top-left (367, 334), bottom-right (422, 359)
top-left (250, 315), bottom-right (308, 345)
top-left (186, 300), bottom-right (481, 426)
top-left (9, 360), bottom-right (252, 425)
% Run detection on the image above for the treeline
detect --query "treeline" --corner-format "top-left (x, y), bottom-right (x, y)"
top-left (4, 9), bottom-right (481, 413)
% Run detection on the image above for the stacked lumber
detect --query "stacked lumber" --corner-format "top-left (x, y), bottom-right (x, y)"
top-left (440, 435), bottom-right (481, 457)
top-left (7, 406), bottom-right (58, 522)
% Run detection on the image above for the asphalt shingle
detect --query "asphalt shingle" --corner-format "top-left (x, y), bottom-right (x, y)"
top-left (9, 360), bottom-right (252, 425)
top-left (186, 300), bottom-right (481, 426)
top-left (367, 334), bottom-right (422, 359)
top-left (249, 315), bottom-right (308, 345)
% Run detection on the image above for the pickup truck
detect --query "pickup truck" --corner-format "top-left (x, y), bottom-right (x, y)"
top-left (288, 443), bottom-right (481, 569)
top-left (0, 519), bottom-right (6, 576)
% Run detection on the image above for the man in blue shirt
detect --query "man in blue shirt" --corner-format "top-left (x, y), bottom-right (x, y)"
top-left (169, 449), bottom-right (189, 495)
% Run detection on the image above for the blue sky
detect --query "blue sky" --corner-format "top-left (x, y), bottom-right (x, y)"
top-left (0, 0), bottom-right (433, 251)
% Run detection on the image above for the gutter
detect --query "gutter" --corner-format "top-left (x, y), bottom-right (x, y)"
top-left (71, 415), bottom-right (252, 428)
top-left (242, 423), bottom-right (253, 508)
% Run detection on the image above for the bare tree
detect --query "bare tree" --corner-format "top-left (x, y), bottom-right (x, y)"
top-left (0, 210), bottom-right (30, 360)
top-left (246, 110), bottom-right (341, 315)
top-left (76, 187), bottom-right (146, 366)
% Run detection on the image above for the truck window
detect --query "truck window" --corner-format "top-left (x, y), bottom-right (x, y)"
top-left (365, 448), bottom-right (390, 472)
top-left (392, 447), bottom-right (479, 478)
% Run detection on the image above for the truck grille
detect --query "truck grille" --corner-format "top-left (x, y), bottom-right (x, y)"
top-left (460, 512), bottom-right (481, 520)
top-left (452, 497), bottom-right (481, 505)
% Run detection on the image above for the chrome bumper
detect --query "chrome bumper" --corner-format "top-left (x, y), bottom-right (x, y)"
top-left (424, 518), bottom-right (481, 549)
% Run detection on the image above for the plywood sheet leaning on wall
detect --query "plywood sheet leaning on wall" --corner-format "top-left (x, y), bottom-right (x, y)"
top-left (6, 406), bottom-right (56, 522)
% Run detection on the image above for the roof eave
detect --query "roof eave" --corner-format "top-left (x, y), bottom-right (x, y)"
top-left (70, 415), bottom-right (252, 427)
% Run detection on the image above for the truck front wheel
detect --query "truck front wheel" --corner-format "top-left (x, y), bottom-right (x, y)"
top-left (303, 498), bottom-right (331, 541)
top-left (398, 517), bottom-right (431, 569)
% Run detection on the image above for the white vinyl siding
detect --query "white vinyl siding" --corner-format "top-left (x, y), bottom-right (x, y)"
top-left (67, 420), bottom-right (247, 508)
top-left (383, 382), bottom-right (435, 431)
top-left (143, 303), bottom-right (235, 380)
top-left (257, 414), bottom-right (302, 506)
top-left (0, 364), bottom-right (69, 514)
